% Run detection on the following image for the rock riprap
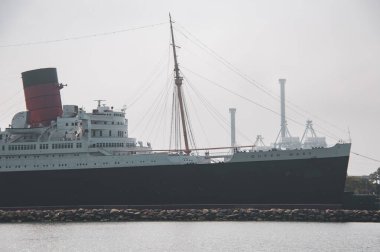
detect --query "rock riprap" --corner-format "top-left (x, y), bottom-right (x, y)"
top-left (0, 208), bottom-right (379, 223)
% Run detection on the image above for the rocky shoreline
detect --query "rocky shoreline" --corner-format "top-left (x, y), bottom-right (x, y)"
top-left (0, 208), bottom-right (379, 223)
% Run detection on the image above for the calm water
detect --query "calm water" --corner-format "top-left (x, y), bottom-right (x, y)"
top-left (0, 222), bottom-right (379, 251)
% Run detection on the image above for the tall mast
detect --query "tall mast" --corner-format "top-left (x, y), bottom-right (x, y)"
top-left (169, 13), bottom-right (191, 154)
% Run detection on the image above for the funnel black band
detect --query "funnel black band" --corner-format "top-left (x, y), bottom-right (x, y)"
top-left (22, 68), bottom-right (58, 87)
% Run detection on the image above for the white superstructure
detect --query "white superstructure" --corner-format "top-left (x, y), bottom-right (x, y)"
top-left (0, 100), bottom-right (351, 173)
top-left (0, 102), bottom-right (211, 172)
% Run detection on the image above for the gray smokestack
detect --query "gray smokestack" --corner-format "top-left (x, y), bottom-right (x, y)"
top-left (229, 108), bottom-right (236, 146)
top-left (279, 79), bottom-right (286, 138)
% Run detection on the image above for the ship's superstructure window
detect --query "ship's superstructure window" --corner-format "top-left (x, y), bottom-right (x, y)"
top-left (8, 144), bottom-right (36, 151)
top-left (94, 142), bottom-right (123, 148)
top-left (39, 144), bottom-right (49, 149)
top-left (52, 143), bottom-right (74, 149)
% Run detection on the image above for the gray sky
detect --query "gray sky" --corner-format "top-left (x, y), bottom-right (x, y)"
top-left (1, 0), bottom-right (379, 175)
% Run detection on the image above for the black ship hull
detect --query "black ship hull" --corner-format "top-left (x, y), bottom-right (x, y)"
top-left (0, 156), bottom-right (349, 208)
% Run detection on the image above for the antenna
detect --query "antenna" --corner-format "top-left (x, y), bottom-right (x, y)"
top-left (94, 100), bottom-right (106, 108)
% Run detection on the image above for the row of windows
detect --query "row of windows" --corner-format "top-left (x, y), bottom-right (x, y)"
top-left (52, 143), bottom-right (74, 149)
top-left (40, 144), bottom-right (48, 149)
top-left (8, 145), bottom-right (36, 151)
top-left (103, 113), bottom-right (123, 117)
top-left (1, 143), bottom-right (83, 152)
top-left (0, 153), bottom-right (80, 160)
top-left (52, 143), bottom-right (82, 149)
top-left (93, 142), bottom-right (124, 148)
top-left (0, 158), bottom-right (159, 169)
top-left (92, 121), bottom-right (123, 125)
top-left (251, 151), bottom-right (313, 158)
top-left (65, 122), bottom-right (82, 126)
top-left (91, 129), bottom-right (128, 137)
top-left (86, 142), bottom-right (135, 148)
top-left (1, 163), bottom-right (67, 169)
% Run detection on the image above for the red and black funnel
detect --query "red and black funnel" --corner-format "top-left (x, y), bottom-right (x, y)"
top-left (22, 68), bottom-right (63, 127)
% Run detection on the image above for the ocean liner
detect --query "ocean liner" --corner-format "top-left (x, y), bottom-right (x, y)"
top-left (0, 16), bottom-right (350, 208)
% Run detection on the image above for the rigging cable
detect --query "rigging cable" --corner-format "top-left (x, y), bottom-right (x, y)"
top-left (136, 77), bottom-right (172, 138)
top-left (0, 91), bottom-right (24, 124)
top-left (182, 66), bottom-right (341, 142)
top-left (182, 81), bottom-right (212, 148)
top-left (126, 44), bottom-right (171, 109)
top-left (129, 76), bottom-right (171, 136)
top-left (0, 22), bottom-right (168, 48)
top-left (174, 23), bottom-right (347, 135)
top-left (179, 39), bottom-right (342, 141)
top-left (351, 152), bottom-right (380, 163)
top-left (186, 78), bottom-right (231, 138)
top-left (180, 86), bottom-right (198, 152)
top-left (174, 25), bottom-right (278, 101)
top-left (150, 49), bottom-right (174, 145)
top-left (182, 72), bottom-right (254, 144)
top-left (169, 92), bottom-right (176, 150)
top-left (146, 78), bottom-right (173, 143)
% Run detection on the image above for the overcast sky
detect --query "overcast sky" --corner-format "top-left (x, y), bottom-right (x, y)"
top-left (1, 0), bottom-right (379, 175)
